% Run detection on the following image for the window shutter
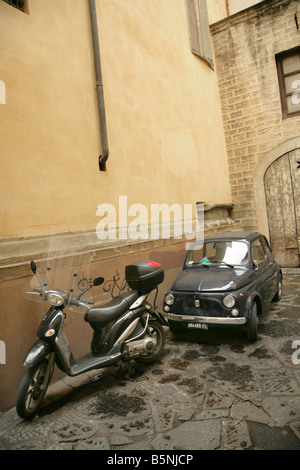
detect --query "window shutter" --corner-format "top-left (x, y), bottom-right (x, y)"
top-left (186, 0), bottom-right (214, 69)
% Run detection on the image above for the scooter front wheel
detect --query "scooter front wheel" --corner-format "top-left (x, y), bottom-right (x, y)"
top-left (134, 320), bottom-right (166, 364)
top-left (16, 358), bottom-right (54, 420)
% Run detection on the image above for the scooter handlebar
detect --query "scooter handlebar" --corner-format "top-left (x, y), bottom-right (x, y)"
top-left (31, 288), bottom-right (94, 309)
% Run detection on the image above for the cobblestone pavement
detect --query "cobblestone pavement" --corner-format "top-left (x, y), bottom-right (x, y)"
top-left (1, 271), bottom-right (300, 451)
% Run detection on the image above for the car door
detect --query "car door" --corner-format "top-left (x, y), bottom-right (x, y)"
top-left (252, 237), bottom-right (274, 307)
top-left (260, 236), bottom-right (278, 299)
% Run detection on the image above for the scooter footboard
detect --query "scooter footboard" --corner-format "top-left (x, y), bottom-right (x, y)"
top-left (23, 339), bottom-right (52, 368)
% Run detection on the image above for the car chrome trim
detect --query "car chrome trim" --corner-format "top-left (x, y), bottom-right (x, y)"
top-left (164, 313), bottom-right (246, 325)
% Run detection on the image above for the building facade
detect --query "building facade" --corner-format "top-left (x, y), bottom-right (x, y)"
top-left (0, 0), bottom-right (235, 410)
top-left (211, 0), bottom-right (300, 267)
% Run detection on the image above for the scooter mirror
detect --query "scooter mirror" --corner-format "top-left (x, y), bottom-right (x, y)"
top-left (93, 277), bottom-right (104, 287)
top-left (30, 260), bottom-right (37, 274)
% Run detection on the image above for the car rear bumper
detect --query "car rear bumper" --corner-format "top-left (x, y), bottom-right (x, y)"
top-left (164, 312), bottom-right (246, 326)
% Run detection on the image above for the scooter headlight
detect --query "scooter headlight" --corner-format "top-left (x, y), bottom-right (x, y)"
top-left (47, 293), bottom-right (64, 306)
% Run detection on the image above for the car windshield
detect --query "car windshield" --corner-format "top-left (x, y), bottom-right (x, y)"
top-left (185, 241), bottom-right (249, 267)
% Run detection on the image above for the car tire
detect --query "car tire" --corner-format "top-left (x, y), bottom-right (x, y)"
top-left (273, 274), bottom-right (282, 302)
top-left (247, 301), bottom-right (258, 342)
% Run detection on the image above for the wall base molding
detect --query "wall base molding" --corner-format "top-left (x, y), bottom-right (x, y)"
top-left (0, 204), bottom-right (239, 282)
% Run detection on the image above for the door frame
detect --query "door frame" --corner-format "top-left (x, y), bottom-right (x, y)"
top-left (254, 136), bottom-right (300, 241)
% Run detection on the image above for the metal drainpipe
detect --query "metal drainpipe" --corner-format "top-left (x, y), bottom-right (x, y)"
top-left (89, 0), bottom-right (109, 171)
top-left (225, 0), bottom-right (230, 16)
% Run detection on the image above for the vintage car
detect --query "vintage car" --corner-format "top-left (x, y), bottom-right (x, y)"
top-left (163, 231), bottom-right (282, 341)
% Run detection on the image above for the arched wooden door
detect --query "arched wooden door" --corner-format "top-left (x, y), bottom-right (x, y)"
top-left (264, 148), bottom-right (300, 267)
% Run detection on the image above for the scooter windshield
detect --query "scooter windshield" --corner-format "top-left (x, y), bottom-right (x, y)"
top-left (23, 264), bottom-right (96, 312)
top-left (22, 235), bottom-right (130, 312)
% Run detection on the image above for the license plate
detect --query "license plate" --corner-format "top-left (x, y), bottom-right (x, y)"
top-left (187, 323), bottom-right (208, 330)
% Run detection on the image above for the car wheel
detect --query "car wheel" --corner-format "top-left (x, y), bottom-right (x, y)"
top-left (247, 301), bottom-right (258, 342)
top-left (273, 274), bottom-right (282, 302)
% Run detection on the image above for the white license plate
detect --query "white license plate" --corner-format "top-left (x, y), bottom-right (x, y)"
top-left (187, 323), bottom-right (208, 330)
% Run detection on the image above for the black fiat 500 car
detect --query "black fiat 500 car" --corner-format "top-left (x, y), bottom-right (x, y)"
top-left (163, 231), bottom-right (282, 341)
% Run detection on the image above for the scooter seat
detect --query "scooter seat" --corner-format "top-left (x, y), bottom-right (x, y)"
top-left (85, 290), bottom-right (139, 325)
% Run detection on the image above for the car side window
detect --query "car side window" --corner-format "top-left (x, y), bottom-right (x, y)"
top-left (252, 239), bottom-right (266, 264)
top-left (261, 237), bottom-right (273, 260)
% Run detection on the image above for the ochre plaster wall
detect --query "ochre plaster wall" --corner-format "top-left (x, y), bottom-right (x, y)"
top-left (0, 0), bottom-right (231, 239)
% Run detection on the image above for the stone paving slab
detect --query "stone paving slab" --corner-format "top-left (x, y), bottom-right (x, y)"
top-left (151, 420), bottom-right (221, 450)
top-left (1, 273), bottom-right (300, 451)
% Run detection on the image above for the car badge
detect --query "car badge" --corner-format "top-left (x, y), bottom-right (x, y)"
top-left (195, 300), bottom-right (200, 308)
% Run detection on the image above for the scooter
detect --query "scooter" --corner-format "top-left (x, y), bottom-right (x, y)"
top-left (16, 260), bottom-right (167, 420)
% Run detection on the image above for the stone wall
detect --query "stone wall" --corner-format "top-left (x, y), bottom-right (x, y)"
top-left (211, 0), bottom-right (300, 232)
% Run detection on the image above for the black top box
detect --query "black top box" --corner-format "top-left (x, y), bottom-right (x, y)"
top-left (125, 261), bottom-right (164, 293)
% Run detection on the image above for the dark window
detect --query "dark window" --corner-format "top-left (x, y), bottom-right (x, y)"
top-left (252, 239), bottom-right (266, 264)
top-left (2, 0), bottom-right (26, 12)
top-left (260, 237), bottom-right (273, 260)
top-left (276, 48), bottom-right (300, 119)
top-left (186, 0), bottom-right (214, 69)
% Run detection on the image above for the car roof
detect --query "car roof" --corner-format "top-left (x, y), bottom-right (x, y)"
top-left (190, 231), bottom-right (262, 248)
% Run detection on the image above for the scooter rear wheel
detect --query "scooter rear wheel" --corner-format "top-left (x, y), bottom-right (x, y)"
top-left (16, 358), bottom-right (54, 420)
top-left (134, 320), bottom-right (166, 364)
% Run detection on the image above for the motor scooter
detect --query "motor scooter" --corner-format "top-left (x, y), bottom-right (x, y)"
top-left (16, 260), bottom-right (167, 420)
